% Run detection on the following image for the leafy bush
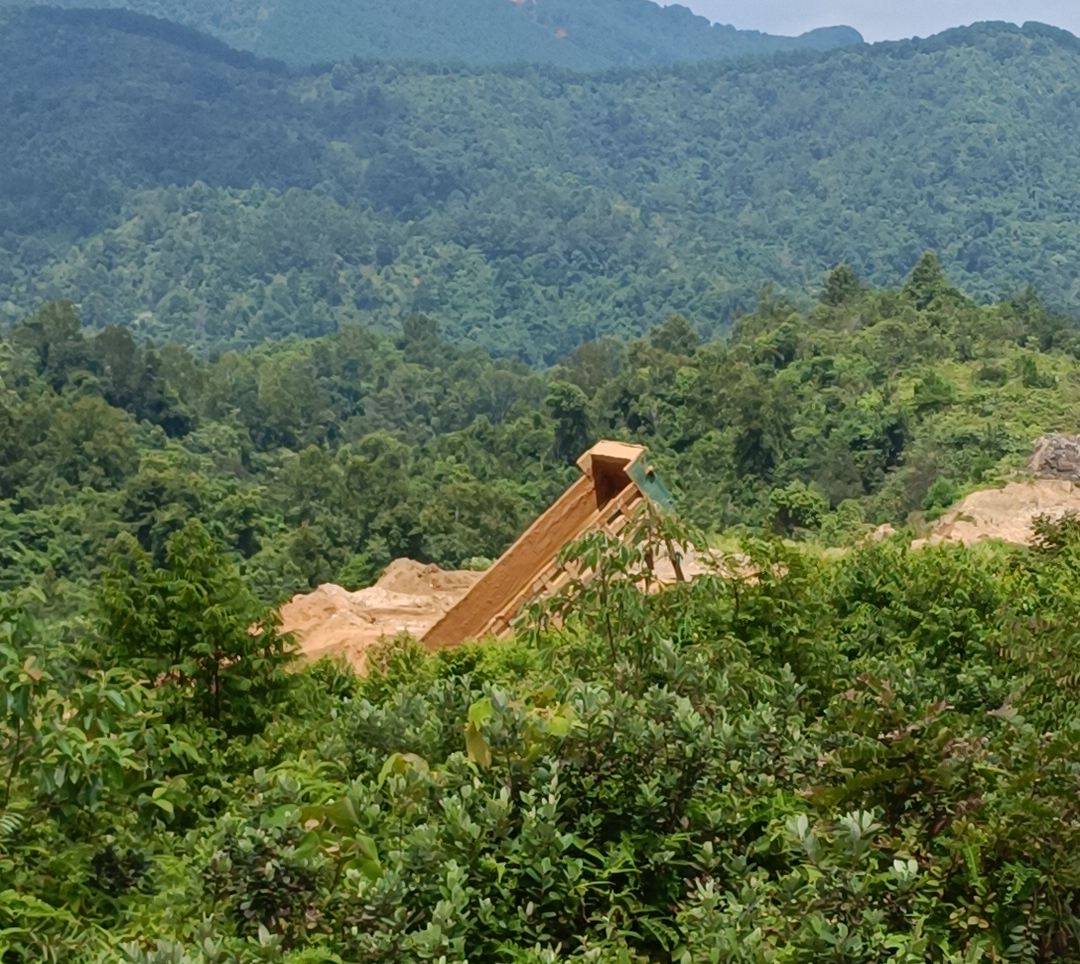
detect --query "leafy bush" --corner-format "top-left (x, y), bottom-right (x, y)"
top-left (9, 523), bottom-right (1080, 960)
top-left (769, 481), bottom-right (830, 535)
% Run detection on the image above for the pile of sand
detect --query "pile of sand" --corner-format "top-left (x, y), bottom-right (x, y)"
top-left (914, 480), bottom-right (1080, 548)
top-left (285, 483), bottom-right (1080, 672)
top-left (374, 558), bottom-right (481, 596)
top-left (279, 560), bottom-right (482, 673)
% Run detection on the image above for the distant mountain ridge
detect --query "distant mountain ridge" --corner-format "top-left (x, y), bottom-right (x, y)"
top-left (3, 9), bottom-right (1080, 361)
top-left (0, 0), bottom-right (863, 68)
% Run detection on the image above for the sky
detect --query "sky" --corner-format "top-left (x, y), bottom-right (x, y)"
top-left (667, 1), bottom-right (1080, 43)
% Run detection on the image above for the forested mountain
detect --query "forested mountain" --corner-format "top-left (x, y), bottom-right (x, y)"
top-left (10, 5), bottom-right (1080, 959)
top-left (0, 0), bottom-right (862, 68)
top-left (1, 11), bottom-right (1080, 359)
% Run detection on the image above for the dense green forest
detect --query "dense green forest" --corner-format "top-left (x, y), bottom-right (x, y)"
top-left (2, 11), bottom-right (1080, 359)
top-left (0, 0), bottom-right (862, 68)
top-left (5, 245), bottom-right (1080, 958)
top-left (3, 257), bottom-right (1079, 613)
top-left (7, 373), bottom-right (1080, 959)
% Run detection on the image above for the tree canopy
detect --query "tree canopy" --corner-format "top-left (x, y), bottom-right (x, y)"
top-left (3, 264), bottom-right (1079, 609)
top-left (7, 497), bottom-right (1080, 961)
top-left (3, 250), bottom-right (1080, 964)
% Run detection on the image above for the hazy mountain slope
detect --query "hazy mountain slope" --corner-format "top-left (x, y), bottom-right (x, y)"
top-left (0, 0), bottom-right (862, 68)
top-left (254, 0), bottom-right (862, 69)
top-left (3, 10), bottom-right (1080, 359)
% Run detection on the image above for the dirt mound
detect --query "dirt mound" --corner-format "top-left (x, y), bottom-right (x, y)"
top-left (281, 545), bottom-right (738, 672)
top-left (375, 558), bottom-right (482, 596)
top-left (279, 561), bottom-right (483, 673)
top-left (914, 480), bottom-right (1080, 548)
top-left (1029, 433), bottom-right (1080, 480)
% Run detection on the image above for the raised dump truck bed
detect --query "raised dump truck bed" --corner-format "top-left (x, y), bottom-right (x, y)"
top-left (421, 440), bottom-right (674, 649)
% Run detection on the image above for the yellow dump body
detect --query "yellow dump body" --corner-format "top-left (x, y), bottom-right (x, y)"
top-left (421, 441), bottom-right (662, 649)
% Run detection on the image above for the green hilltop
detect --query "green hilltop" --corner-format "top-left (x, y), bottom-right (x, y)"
top-left (0, 0), bottom-right (862, 68)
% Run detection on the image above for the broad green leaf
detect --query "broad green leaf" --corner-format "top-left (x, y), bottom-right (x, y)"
top-left (465, 724), bottom-right (492, 769)
top-left (468, 697), bottom-right (493, 727)
top-left (323, 796), bottom-right (361, 832)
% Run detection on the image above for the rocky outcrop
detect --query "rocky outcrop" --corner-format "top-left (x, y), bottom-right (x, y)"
top-left (1029, 433), bottom-right (1080, 480)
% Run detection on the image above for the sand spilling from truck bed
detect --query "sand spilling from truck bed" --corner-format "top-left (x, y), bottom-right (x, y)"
top-left (914, 480), bottom-right (1080, 548)
top-left (279, 560), bottom-right (482, 673)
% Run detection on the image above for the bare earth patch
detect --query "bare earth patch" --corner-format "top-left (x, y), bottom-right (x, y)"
top-left (278, 560), bottom-right (483, 672)
top-left (914, 480), bottom-right (1080, 548)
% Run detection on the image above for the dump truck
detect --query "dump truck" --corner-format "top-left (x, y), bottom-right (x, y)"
top-left (421, 440), bottom-right (675, 649)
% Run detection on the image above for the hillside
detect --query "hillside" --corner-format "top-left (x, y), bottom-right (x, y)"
top-left (4, 261), bottom-right (1080, 607)
top-left (0, 0), bottom-right (863, 68)
top-left (9, 7), bottom-right (1080, 958)
top-left (4, 12), bottom-right (1080, 359)
top-left (7, 276), bottom-right (1080, 960)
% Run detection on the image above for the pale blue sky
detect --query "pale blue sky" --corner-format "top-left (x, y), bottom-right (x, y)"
top-left (667, 1), bottom-right (1080, 42)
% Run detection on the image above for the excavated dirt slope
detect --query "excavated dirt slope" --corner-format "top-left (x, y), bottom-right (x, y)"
top-left (279, 560), bottom-right (482, 672)
top-left (915, 480), bottom-right (1080, 548)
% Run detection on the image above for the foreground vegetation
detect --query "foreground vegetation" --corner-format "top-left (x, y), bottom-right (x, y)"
top-left (5, 507), bottom-right (1080, 962)
top-left (3, 13), bottom-right (1080, 357)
